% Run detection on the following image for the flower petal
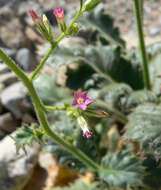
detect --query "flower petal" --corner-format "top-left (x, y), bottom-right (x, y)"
top-left (79, 104), bottom-right (87, 110)
top-left (81, 91), bottom-right (88, 99)
top-left (72, 99), bottom-right (78, 106)
top-left (83, 131), bottom-right (93, 139)
top-left (74, 91), bottom-right (80, 99)
top-left (85, 98), bottom-right (93, 105)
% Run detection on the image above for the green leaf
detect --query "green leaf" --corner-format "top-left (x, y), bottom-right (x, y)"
top-left (121, 90), bottom-right (158, 113)
top-left (99, 83), bottom-right (132, 112)
top-left (33, 74), bottom-right (71, 104)
top-left (99, 151), bottom-right (143, 188)
top-left (147, 42), bottom-right (161, 94)
top-left (124, 103), bottom-right (161, 157)
top-left (69, 3), bottom-right (125, 46)
top-left (13, 124), bottom-right (44, 153)
top-left (46, 45), bottom-right (143, 90)
top-left (53, 181), bottom-right (100, 190)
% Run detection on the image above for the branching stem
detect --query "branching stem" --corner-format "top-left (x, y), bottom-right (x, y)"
top-left (0, 48), bottom-right (100, 170)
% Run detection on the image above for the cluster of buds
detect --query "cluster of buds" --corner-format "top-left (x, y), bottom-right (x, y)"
top-left (29, 10), bottom-right (53, 42)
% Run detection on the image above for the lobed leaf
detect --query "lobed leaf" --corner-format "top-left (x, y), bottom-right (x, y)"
top-left (13, 124), bottom-right (44, 153)
top-left (33, 74), bottom-right (71, 104)
top-left (99, 151), bottom-right (143, 188)
top-left (68, 3), bottom-right (125, 46)
top-left (124, 103), bottom-right (161, 157)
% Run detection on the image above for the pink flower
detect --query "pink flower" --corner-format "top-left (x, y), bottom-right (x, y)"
top-left (29, 10), bottom-right (42, 25)
top-left (53, 8), bottom-right (64, 20)
top-left (72, 91), bottom-right (93, 110)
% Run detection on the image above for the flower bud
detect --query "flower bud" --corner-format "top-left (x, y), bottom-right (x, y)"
top-left (42, 14), bottom-right (53, 41)
top-left (29, 10), bottom-right (53, 42)
top-left (77, 116), bottom-right (93, 139)
top-left (53, 8), bottom-right (67, 32)
top-left (43, 14), bottom-right (50, 30)
top-left (83, 0), bottom-right (100, 12)
top-left (29, 10), bottom-right (42, 25)
top-left (67, 23), bottom-right (80, 36)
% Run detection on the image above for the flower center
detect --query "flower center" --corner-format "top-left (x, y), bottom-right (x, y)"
top-left (77, 98), bottom-right (84, 105)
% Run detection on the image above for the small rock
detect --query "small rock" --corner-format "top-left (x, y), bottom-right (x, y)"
top-left (16, 48), bottom-right (37, 71)
top-left (0, 0), bottom-right (20, 8)
top-left (0, 64), bottom-right (10, 74)
top-left (22, 113), bottom-right (35, 124)
top-left (25, 27), bottom-right (44, 44)
top-left (0, 130), bottom-right (5, 140)
top-left (0, 131), bottom-right (40, 190)
top-left (38, 152), bottom-right (54, 171)
top-left (0, 113), bottom-right (19, 133)
top-left (1, 48), bottom-right (16, 59)
top-left (1, 82), bottom-right (32, 119)
top-left (0, 18), bottom-right (25, 48)
top-left (0, 72), bottom-right (18, 86)
top-left (148, 27), bottom-right (160, 36)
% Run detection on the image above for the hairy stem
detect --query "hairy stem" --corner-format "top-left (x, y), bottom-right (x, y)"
top-left (133, 0), bottom-right (151, 90)
top-left (0, 48), bottom-right (100, 170)
top-left (30, 33), bottom-right (65, 81)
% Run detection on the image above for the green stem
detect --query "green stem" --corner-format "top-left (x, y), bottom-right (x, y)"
top-left (0, 48), bottom-right (100, 170)
top-left (139, 0), bottom-right (144, 21)
top-left (44, 105), bottom-right (66, 111)
top-left (133, 0), bottom-right (151, 90)
top-left (66, 9), bottom-right (82, 35)
top-left (30, 33), bottom-right (65, 81)
top-left (30, 9), bottom-right (83, 81)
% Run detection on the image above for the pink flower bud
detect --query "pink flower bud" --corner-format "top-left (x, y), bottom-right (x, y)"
top-left (29, 10), bottom-right (41, 25)
top-left (53, 8), bottom-right (64, 20)
top-left (53, 8), bottom-right (66, 32)
top-left (77, 116), bottom-right (93, 139)
top-left (83, 130), bottom-right (93, 139)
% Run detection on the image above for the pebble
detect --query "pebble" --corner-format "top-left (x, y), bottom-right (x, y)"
top-left (0, 131), bottom-right (40, 190)
top-left (0, 72), bottom-right (18, 86)
top-left (16, 48), bottom-right (37, 71)
top-left (0, 112), bottom-right (19, 133)
top-left (0, 82), bottom-right (31, 119)
top-left (148, 27), bottom-right (160, 36)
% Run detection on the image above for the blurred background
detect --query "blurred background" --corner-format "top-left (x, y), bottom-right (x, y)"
top-left (0, 0), bottom-right (161, 190)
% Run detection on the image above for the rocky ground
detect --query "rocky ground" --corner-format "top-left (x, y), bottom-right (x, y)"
top-left (0, 0), bottom-right (161, 190)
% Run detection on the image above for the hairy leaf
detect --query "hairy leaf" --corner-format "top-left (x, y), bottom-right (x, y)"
top-left (34, 74), bottom-right (71, 104)
top-left (99, 83), bottom-right (132, 112)
top-left (148, 43), bottom-right (161, 94)
top-left (121, 90), bottom-right (157, 114)
top-left (99, 151), bottom-right (143, 188)
top-left (46, 44), bottom-right (143, 89)
top-left (68, 3), bottom-right (125, 46)
top-left (13, 124), bottom-right (44, 152)
top-left (124, 103), bottom-right (161, 157)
